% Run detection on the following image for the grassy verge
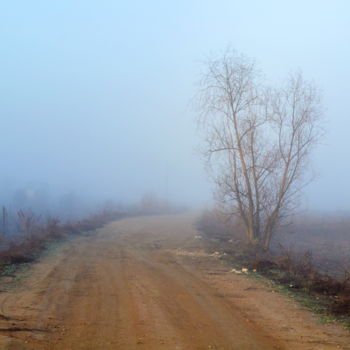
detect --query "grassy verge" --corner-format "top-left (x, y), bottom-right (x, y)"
top-left (202, 237), bottom-right (350, 330)
top-left (0, 211), bottom-right (126, 282)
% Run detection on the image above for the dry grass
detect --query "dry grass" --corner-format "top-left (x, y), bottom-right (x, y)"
top-left (196, 210), bottom-right (350, 319)
top-left (0, 210), bottom-right (126, 270)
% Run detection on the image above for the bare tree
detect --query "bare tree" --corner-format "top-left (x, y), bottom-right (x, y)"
top-left (196, 50), bottom-right (322, 250)
top-left (17, 209), bottom-right (41, 235)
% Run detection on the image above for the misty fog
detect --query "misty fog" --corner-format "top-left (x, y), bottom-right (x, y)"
top-left (1, 0), bottom-right (350, 214)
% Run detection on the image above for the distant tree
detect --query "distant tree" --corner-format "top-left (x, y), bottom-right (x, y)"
top-left (196, 50), bottom-right (323, 250)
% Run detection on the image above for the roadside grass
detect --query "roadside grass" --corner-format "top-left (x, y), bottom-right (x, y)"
top-left (203, 238), bottom-right (350, 331)
top-left (0, 208), bottom-right (175, 290)
top-left (0, 237), bottom-right (71, 291)
top-left (196, 210), bottom-right (350, 330)
top-left (247, 269), bottom-right (350, 329)
top-left (0, 212), bottom-right (124, 288)
top-left (1, 263), bottom-right (18, 277)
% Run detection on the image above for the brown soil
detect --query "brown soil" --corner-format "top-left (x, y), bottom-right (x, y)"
top-left (0, 213), bottom-right (348, 349)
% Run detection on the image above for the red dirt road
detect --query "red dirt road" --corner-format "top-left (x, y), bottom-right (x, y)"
top-left (0, 214), bottom-right (349, 349)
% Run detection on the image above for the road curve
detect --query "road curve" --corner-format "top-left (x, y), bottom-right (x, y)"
top-left (0, 214), bottom-right (348, 349)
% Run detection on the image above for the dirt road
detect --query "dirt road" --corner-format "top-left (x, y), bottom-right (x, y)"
top-left (0, 214), bottom-right (348, 349)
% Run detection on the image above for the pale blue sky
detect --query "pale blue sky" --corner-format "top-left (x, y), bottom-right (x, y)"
top-left (0, 1), bottom-right (349, 210)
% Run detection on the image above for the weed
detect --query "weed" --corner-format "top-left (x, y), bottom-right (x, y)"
top-left (1, 264), bottom-right (17, 277)
top-left (200, 223), bottom-right (350, 329)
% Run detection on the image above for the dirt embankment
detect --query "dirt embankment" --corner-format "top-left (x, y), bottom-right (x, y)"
top-left (0, 214), bottom-right (348, 349)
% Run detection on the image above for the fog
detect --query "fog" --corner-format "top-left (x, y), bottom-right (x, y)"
top-left (1, 1), bottom-right (349, 213)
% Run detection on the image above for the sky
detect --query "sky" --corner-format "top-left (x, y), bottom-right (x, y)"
top-left (0, 0), bottom-right (349, 211)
